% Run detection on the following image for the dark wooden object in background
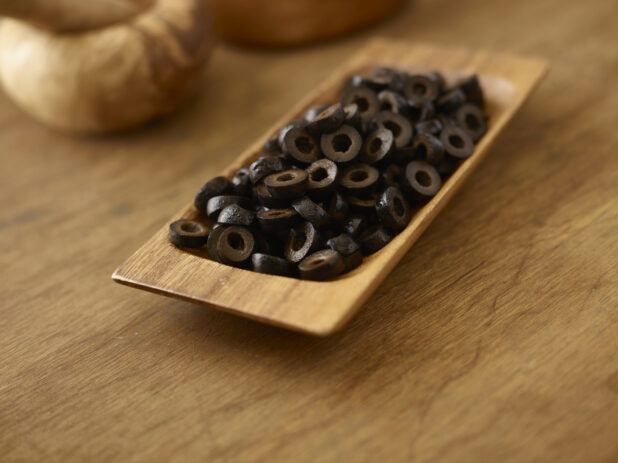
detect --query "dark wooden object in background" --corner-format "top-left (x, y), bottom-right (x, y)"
top-left (0, 0), bottom-right (616, 461)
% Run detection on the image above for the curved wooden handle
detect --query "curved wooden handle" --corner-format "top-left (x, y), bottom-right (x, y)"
top-left (0, 0), bottom-right (155, 32)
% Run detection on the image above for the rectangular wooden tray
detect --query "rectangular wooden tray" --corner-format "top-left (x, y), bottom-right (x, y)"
top-left (112, 38), bottom-right (547, 336)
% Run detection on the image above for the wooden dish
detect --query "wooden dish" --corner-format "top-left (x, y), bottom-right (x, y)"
top-left (112, 38), bottom-right (547, 336)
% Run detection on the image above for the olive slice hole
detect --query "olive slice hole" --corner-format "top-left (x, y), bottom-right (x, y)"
top-left (295, 136), bottom-right (314, 153)
top-left (350, 170), bottom-right (369, 182)
top-left (292, 231), bottom-right (307, 251)
top-left (277, 173), bottom-right (294, 182)
top-left (227, 232), bottom-right (245, 250)
top-left (353, 97), bottom-right (369, 112)
top-left (413, 83), bottom-right (427, 95)
top-left (180, 222), bottom-right (200, 233)
top-left (311, 168), bottom-right (328, 182)
top-left (370, 137), bottom-right (382, 152)
top-left (415, 170), bottom-right (432, 187)
top-left (332, 134), bottom-right (352, 152)
top-left (448, 134), bottom-right (464, 148)
top-left (465, 114), bottom-right (481, 130)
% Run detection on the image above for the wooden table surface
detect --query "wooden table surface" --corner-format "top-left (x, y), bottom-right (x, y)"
top-left (1, 0), bottom-right (617, 461)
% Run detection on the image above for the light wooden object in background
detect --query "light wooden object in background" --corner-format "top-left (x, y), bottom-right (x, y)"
top-left (113, 39), bottom-right (547, 335)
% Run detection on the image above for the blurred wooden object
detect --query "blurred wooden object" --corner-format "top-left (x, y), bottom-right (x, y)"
top-left (206, 0), bottom-right (405, 47)
top-left (1, 0), bottom-right (617, 461)
top-left (0, 0), bottom-right (214, 133)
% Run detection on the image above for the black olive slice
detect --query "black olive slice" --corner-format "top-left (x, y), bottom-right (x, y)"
top-left (284, 221), bottom-right (322, 263)
top-left (320, 124), bottom-right (362, 163)
top-left (440, 126), bottom-right (475, 159)
top-left (282, 126), bottom-right (321, 165)
top-left (341, 85), bottom-right (379, 126)
top-left (169, 219), bottom-right (210, 248)
top-left (413, 133), bottom-right (445, 166)
top-left (362, 128), bottom-right (394, 164)
top-left (403, 161), bottom-right (442, 203)
top-left (305, 103), bottom-right (345, 136)
top-left (291, 196), bottom-right (329, 229)
top-left (358, 225), bottom-right (394, 256)
top-left (264, 169), bottom-right (308, 200)
top-left (216, 226), bottom-right (255, 266)
top-left (248, 155), bottom-right (288, 184)
top-left (371, 111), bottom-right (413, 148)
top-left (217, 204), bottom-right (255, 226)
top-left (455, 103), bottom-right (487, 141)
top-left (404, 74), bottom-right (439, 104)
top-left (306, 158), bottom-right (338, 201)
top-left (298, 249), bottom-right (346, 281)
top-left (375, 186), bottom-right (411, 231)
top-left (339, 163), bottom-right (379, 194)
top-left (256, 208), bottom-right (298, 233)
top-left (206, 195), bottom-right (252, 221)
top-left (194, 176), bottom-right (233, 216)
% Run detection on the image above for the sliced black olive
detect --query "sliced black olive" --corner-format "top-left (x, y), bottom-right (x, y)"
top-left (248, 155), bottom-right (288, 184)
top-left (440, 126), bottom-right (475, 159)
top-left (256, 208), bottom-right (298, 234)
top-left (359, 225), bottom-right (394, 256)
top-left (320, 124), bottom-right (362, 163)
top-left (415, 118), bottom-right (443, 136)
top-left (362, 128), bottom-right (394, 164)
top-left (169, 219), bottom-right (210, 248)
top-left (206, 195), bottom-right (252, 221)
top-left (456, 74), bottom-right (484, 107)
top-left (381, 163), bottom-right (404, 188)
top-left (375, 186), bottom-right (411, 231)
top-left (282, 126), bottom-right (321, 165)
top-left (413, 133), bottom-right (445, 166)
top-left (436, 88), bottom-right (466, 113)
top-left (216, 226), bottom-right (255, 267)
top-left (264, 169), bottom-right (308, 200)
top-left (404, 74), bottom-right (439, 104)
top-left (326, 233), bottom-right (363, 272)
top-left (306, 103), bottom-right (345, 136)
top-left (298, 249), bottom-right (346, 281)
top-left (284, 221), bottom-right (322, 263)
top-left (277, 119), bottom-right (306, 147)
top-left (232, 168), bottom-right (251, 196)
top-left (339, 163), bottom-right (379, 194)
top-left (252, 253), bottom-right (297, 277)
top-left (403, 160), bottom-right (442, 203)
top-left (341, 85), bottom-right (379, 126)
top-left (304, 104), bottom-right (330, 122)
top-left (369, 66), bottom-right (407, 93)
top-left (306, 158), bottom-right (338, 201)
top-left (291, 196), bottom-right (329, 228)
top-left (254, 183), bottom-right (289, 209)
top-left (378, 90), bottom-right (408, 114)
top-left (194, 176), bottom-right (233, 216)
top-left (455, 103), bottom-right (487, 141)
top-left (325, 191), bottom-right (349, 223)
top-left (371, 111), bottom-right (413, 148)
top-left (217, 204), bottom-right (255, 226)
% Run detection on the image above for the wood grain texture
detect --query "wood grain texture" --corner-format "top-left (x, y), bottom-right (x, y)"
top-left (1, 0), bottom-right (617, 461)
top-left (113, 39), bottom-right (547, 335)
